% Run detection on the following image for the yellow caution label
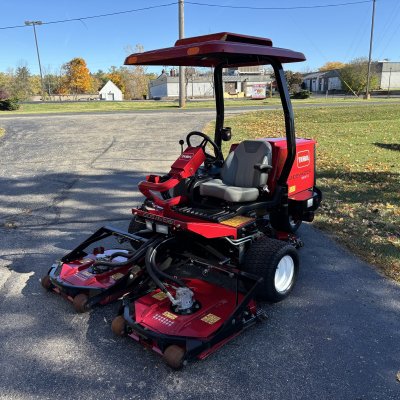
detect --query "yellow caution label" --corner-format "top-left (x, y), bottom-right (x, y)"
top-left (162, 311), bottom-right (178, 320)
top-left (201, 313), bottom-right (221, 325)
top-left (221, 216), bottom-right (254, 228)
top-left (152, 291), bottom-right (168, 301)
top-left (111, 273), bottom-right (124, 280)
top-left (289, 185), bottom-right (296, 194)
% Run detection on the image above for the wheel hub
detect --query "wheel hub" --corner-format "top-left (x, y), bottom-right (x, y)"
top-left (274, 255), bottom-right (295, 293)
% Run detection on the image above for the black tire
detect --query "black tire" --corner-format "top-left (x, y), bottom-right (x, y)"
top-left (270, 211), bottom-right (302, 233)
top-left (243, 237), bottom-right (299, 302)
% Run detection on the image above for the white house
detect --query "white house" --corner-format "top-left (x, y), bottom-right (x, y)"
top-left (148, 71), bottom-right (272, 99)
top-left (302, 70), bottom-right (342, 93)
top-left (378, 61), bottom-right (400, 90)
top-left (99, 80), bottom-right (123, 101)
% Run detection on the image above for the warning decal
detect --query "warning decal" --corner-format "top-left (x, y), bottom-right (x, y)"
top-left (152, 291), bottom-right (168, 301)
top-left (201, 313), bottom-right (221, 325)
top-left (162, 311), bottom-right (178, 320)
top-left (221, 216), bottom-right (254, 228)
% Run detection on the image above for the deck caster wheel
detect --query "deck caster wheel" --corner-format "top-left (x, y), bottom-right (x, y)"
top-left (111, 315), bottom-right (127, 337)
top-left (163, 345), bottom-right (186, 370)
top-left (73, 294), bottom-right (90, 313)
top-left (41, 275), bottom-right (53, 291)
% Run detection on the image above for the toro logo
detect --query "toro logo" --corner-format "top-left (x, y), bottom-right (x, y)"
top-left (297, 150), bottom-right (310, 168)
top-left (180, 153), bottom-right (193, 160)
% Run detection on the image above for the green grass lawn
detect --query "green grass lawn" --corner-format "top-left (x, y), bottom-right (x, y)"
top-left (206, 104), bottom-right (400, 282)
top-left (1, 96), bottom-right (399, 115)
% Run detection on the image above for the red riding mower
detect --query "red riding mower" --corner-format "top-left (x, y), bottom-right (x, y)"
top-left (42, 33), bottom-right (321, 368)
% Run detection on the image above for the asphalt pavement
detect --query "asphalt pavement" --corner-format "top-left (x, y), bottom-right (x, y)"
top-left (0, 111), bottom-right (399, 400)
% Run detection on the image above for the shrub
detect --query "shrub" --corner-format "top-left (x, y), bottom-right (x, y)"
top-left (0, 88), bottom-right (10, 100)
top-left (0, 98), bottom-right (20, 111)
top-left (291, 90), bottom-right (311, 99)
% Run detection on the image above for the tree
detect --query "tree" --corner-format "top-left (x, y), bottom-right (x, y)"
top-left (0, 72), bottom-right (12, 99)
top-left (124, 44), bottom-right (151, 99)
top-left (107, 67), bottom-right (126, 93)
top-left (62, 57), bottom-right (91, 97)
top-left (339, 58), bottom-right (379, 95)
top-left (11, 65), bottom-right (31, 100)
top-left (318, 61), bottom-right (345, 71)
top-left (272, 70), bottom-right (303, 93)
top-left (185, 67), bottom-right (197, 99)
top-left (29, 75), bottom-right (42, 96)
top-left (93, 70), bottom-right (108, 90)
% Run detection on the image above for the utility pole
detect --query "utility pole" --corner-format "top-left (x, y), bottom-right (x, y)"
top-left (365, 0), bottom-right (376, 99)
top-left (178, 0), bottom-right (186, 108)
top-left (25, 20), bottom-right (45, 100)
top-left (387, 67), bottom-right (392, 98)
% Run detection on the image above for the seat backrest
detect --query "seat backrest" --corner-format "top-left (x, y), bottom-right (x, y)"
top-left (221, 140), bottom-right (272, 188)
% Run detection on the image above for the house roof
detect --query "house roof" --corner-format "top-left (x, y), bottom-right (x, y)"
top-left (125, 32), bottom-right (305, 67)
top-left (303, 69), bottom-right (341, 79)
top-left (303, 71), bottom-right (326, 80)
top-left (99, 80), bottom-right (122, 94)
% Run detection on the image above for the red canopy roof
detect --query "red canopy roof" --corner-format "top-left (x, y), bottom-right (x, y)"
top-left (125, 32), bottom-right (305, 67)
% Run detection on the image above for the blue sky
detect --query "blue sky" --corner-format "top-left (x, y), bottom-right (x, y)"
top-left (0, 0), bottom-right (399, 75)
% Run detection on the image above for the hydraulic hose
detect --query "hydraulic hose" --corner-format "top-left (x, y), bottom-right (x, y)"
top-left (92, 237), bottom-right (158, 269)
top-left (145, 237), bottom-right (187, 294)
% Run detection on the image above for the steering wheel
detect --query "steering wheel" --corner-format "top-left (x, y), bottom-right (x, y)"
top-left (186, 131), bottom-right (221, 163)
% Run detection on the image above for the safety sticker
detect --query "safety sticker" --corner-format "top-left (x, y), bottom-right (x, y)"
top-left (153, 313), bottom-right (175, 326)
top-left (111, 273), bottom-right (124, 280)
top-left (75, 270), bottom-right (93, 280)
top-left (162, 311), bottom-right (178, 320)
top-left (221, 216), bottom-right (254, 228)
top-left (201, 313), bottom-right (221, 325)
top-left (152, 291), bottom-right (168, 301)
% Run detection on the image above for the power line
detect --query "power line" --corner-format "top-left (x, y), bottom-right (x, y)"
top-left (0, 2), bottom-right (177, 30)
top-left (185, 0), bottom-right (374, 11)
top-left (0, 0), bottom-right (379, 31)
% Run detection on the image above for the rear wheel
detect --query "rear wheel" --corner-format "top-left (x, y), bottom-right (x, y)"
top-left (243, 237), bottom-right (299, 302)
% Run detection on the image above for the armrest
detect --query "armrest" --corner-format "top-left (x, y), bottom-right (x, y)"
top-left (254, 163), bottom-right (273, 172)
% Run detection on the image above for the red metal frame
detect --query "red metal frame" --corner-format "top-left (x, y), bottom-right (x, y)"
top-left (138, 146), bottom-right (206, 207)
top-left (133, 208), bottom-right (239, 239)
top-left (266, 138), bottom-right (316, 198)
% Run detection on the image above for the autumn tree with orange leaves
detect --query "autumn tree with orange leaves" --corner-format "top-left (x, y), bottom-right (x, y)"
top-left (318, 61), bottom-right (345, 71)
top-left (62, 58), bottom-right (91, 97)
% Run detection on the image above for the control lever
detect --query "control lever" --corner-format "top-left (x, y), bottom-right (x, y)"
top-left (179, 139), bottom-right (184, 154)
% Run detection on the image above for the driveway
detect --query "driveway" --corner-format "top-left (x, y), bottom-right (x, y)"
top-left (0, 111), bottom-right (399, 400)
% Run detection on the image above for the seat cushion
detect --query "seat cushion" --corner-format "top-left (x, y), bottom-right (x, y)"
top-left (200, 179), bottom-right (259, 202)
top-left (221, 140), bottom-right (272, 187)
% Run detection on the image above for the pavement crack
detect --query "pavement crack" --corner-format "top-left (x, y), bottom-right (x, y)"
top-left (90, 136), bottom-right (116, 168)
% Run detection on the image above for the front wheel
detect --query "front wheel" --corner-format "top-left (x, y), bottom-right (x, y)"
top-left (270, 211), bottom-right (302, 233)
top-left (243, 237), bottom-right (299, 302)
